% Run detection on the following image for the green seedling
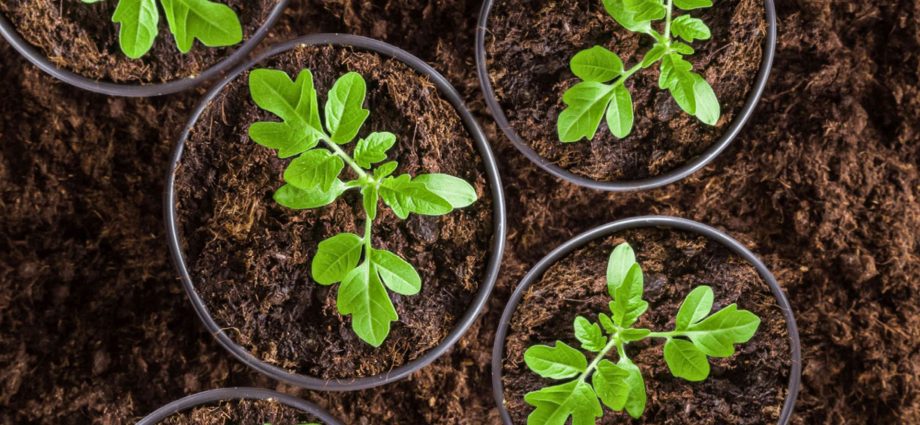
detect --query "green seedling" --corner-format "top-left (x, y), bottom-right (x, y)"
top-left (249, 69), bottom-right (478, 347)
top-left (558, 0), bottom-right (721, 142)
top-left (81, 0), bottom-right (243, 59)
top-left (522, 242), bottom-right (760, 424)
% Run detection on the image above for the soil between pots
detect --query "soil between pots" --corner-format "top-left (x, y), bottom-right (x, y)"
top-left (0, 0), bottom-right (277, 84)
top-left (158, 399), bottom-right (317, 425)
top-left (502, 228), bottom-right (790, 424)
top-left (174, 44), bottom-right (494, 380)
top-left (485, 0), bottom-right (766, 182)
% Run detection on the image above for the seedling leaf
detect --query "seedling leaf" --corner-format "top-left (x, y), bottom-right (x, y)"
top-left (571, 46), bottom-right (624, 83)
top-left (413, 174), bottom-right (478, 209)
top-left (112, 0), bottom-right (159, 59)
top-left (273, 181), bottom-right (346, 210)
top-left (663, 338), bottom-right (710, 381)
top-left (324, 72), bottom-right (370, 144)
top-left (672, 15), bottom-right (712, 42)
top-left (371, 249), bottom-right (421, 296)
top-left (574, 316), bottom-right (608, 352)
top-left (160, 0), bottom-right (243, 53)
top-left (380, 175), bottom-right (453, 219)
top-left (337, 262), bottom-right (398, 347)
top-left (674, 0), bottom-right (713, 10)
top-left (524, 381), bottom-right (602, 425)
top-left (283, 149), bottom-right (344, 192)
top-left (524, 341), bottom-right (588, 379)
top-left (354, 132), bottom-right (397, 168)
top-left (685, 304), bottom-right (761, 357)
top-left (558, 82), bottom-right (614, 143)
top-left (592, 359), bottom-right (630, 410)
top-left (311, 233), bottom-right (363, 285)
top-left (675, 285), bottom-right (714, 330)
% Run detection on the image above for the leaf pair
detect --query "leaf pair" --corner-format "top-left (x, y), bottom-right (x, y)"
top-left (522, 242), bottom-right (761, 424)
top-left (95, 0), bottom-right (243, 59)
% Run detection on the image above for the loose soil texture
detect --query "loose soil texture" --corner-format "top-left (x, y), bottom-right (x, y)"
top-left (502, 229), bottom-right (790, 424)
top-left (0, 0), bottom-right (277, 84)
top-left (0, 0), bottom-right (918, 424)
top-left (485, 0), bottom-right (766, 182)
top-left (159, 399), bottom-right (317, 425)
top-left (174, 45), bottom-right (494, 380)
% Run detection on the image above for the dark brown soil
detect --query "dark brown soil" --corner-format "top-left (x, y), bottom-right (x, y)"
top-left (159, 399), bottom-right (317, 424)
top-left (1, 0), bottom-right (919, 424)
top-left (485, 0), bottom-right (766, 182)
top-left (174, 45), bottom-right (494, 380)
top-left (0, 0), bottom-right (277, 84)
top-left (502, 229), bottom-right (790, 424)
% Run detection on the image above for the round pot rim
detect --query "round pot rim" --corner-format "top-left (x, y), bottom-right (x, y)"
top-left (164, 33), bottom-right (507, 391)
top-left (475, 0), bottom-right (778, 192)
top-left (491, 215), bottom-right (802, 424)
top-left (0, 0), bottom-right (289, 97)
top-left (135, 387), bottom-right (343, 425)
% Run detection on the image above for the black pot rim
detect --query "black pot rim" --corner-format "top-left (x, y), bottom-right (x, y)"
top-left (475, 0), bottom-right (778, 192)
top-left (491, 215), bottom-right (802, 424)
top-left (164, 33), bottom-right (507, 391)
top-left (135, 387), bottom-right (343, 425)
top-left (0, 0), bottom-right (289, 97)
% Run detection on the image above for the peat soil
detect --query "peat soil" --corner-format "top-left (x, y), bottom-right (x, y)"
top-left (0, 0), bottom-right (918, 424)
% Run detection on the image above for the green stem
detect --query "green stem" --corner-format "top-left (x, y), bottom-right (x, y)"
top-left (321, 137), bottom-right (368, 179)
top-left (664, 0), bottom-right (674, 41)
top-left (648, 330), bottom-right (682, 339)
top-left (362, 211), bottom-right (373, 252)
top-left (577, 336), bottom-right (620, 383)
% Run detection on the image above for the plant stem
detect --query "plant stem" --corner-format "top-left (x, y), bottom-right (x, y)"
top-left (321, 137), bottom-right (368, 179)
top-left (577, 336), bottom-right (620, 383)
top-left (647, 330), bottom-right (683, 339)
top-left (664, 0), bottom-right (674, 41)
top-left (363, 211), bottom-right (374, 251)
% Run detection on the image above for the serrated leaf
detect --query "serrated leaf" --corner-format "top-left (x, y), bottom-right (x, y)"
top-left (249, 69), bottom-right (323, 158)
top-left (573, 316), bottom-right (607, 352)
top-left (375, 161), bottom-right (398, 178)
top-left (606, 242), bottom-right (637, 295)
top-left (413, 174), bottom-right (478, 209)
top-left (248, 121), bottom-right (320, 159)
top-left (112, 0), bottom-right (159, 59)
top-left (324, 72), bottom-right (370, 144)
top-left (380, 175), bottom-right (453, 219)
top-left (612, 264), bottom-right (648, 327)
top-left (685, 304), bottom-right (761, 357)
top-left (310, 233), bottom-right (363, 285)
top-left (675, 286), bottom-right (714, 330)
top-left (623, 0), bottom-right (667, 22)
top-left (659, 53), bottom-right (693, 89)
top-left (273, 181), bottom-right (346, 210)
top-left (674, 0), bottom-right (713, 10)
top-left (557, 81), bottom-right (614, 143)
top-left (592, 359), bottom-right (630, 410)
top-left (664, 338), bottom-right (710, 381)
top-left (524, 381), bottom-right (602, 425)
top-left (354, 132), bottom-right (396, 168)
top-left (160, 0), bottom-right (242, 53)
top-left (692, 73), bottom-right (721, 125)
top-left (570, 46), bottom-right (624, 83)
top-left (337, 262), bottom-right (398, 347)
top-left (371, 249), bottom-right (421, 296)
top-left (605, 85), bottom-right (634, 138)
top-left (524, 341), bottom-right (587, 379)
top-left (283, 149), bottom-right (344, 192)
top-left (602, 0), bottom-right (652, 32)
top-left (598, 313), bottom-right (617, 334)
top-left (672, 15), bottom-right (712, 42)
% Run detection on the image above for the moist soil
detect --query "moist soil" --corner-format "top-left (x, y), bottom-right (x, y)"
top-left (174, 45), bottom-right (493, 380)
top-left (159, 399), bottom-right (317, 425)
top-left (0, 0), bottom-right (277, 84)
top-left (1, 0), bottom-right (919, 424)
top-left (502, 229), bottom-right (790, 424)
top-left (485, 0), bottom-right (766, 182)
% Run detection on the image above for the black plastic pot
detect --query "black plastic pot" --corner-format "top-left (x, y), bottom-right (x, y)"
top-left (136, 387), bottom-right (343, 425)
top-left (475, 0), bottom-right (777, 192)
top-left (492, 216), bottom-right (801, 424)
top-left (0, 0), bottom-right (288, 97)
top-left (165, 34), bottom-right (507, 391)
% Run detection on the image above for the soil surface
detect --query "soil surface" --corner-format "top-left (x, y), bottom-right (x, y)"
top-left (502, 229), bottom-right (790, 424)
top-left (485, 0), bottom-right (765, 182)
top-left (0, 0), bottom-right (918, 424)
top-left (0, 0), bottom-right (277, 84)
top-left (175, 45), bottom-right (493, 380)
top-left (159, 399), bottom-right (317, 424)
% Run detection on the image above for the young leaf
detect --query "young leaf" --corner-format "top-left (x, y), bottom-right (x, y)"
top-left (619, 359), bottom-right (647, 418)
top-left (622, 0), bottom-right (667, 22)
top-left (249, 122), bottom-right (319, 159)
top-left (573, 316), bottom-right (607, 352)
top-left (324, 72), bottom-right (370, 144)
top-left (354, 132), bottom-right (397, 168)
top-left (524, 380), bottom-right (602, 425)
top-left (620, 328), bottom-right (651, 342)
top-left (606, 242), bottom-right (636, 295)
top-left (660, 54), bottom-right (697, 115)
top-left (112, 0), bottom-right (159, 59)
top-left (558, 82), bottom-right (614, 143)
top-left (692, 74), bottom-right (721, 125)
top-left (413, 174), bottom-right (478, 209)
top-left (663, 338), bottom-right (710, 381)
top-left (337, 262), bottom-right (398, 347)
top-left (606, 85), bottom-right (634, 138)
top-left (671, 15), bottom-right (712, 42)
top-left (249, 69), bottom-right (323, 158)
top-left (592, 359), bottom-right (630, 410)
top-left (598, 313), bottom-right (616, 334)
top-left (570, 46), bottom-right (624, 83)
top-left (674, 0), bottom-right (713, 10)
top-left (524, 341), bottom-right (587, 379)
top-left (602, 0), bottom-right (652, 32)
top-left (273, 181), bottom-right (346, 210)
top-left (640, 43), bottom-right (667, 68)
top-left (371, 249), bottom-right (421, 296)
top-left (612, 264), bottom-right (649, 327)
top-left (283, 149), bottom-right (344, 192)
top-left (379, 175), bottom-right (453, 219)
top-left (160, 0), bottom-right (243, 53)
top-left (375, 161), bottom-right (398, 178)
top-left (362, 184), bottom-right (378, 220)
top-left (311, 233), bottom-right (363, 285)
top-left (671, 41), bottom-right (695, 55)
top-left (675, 285), bottom-right (714, 330)
top-left (685, 304), bottom-right (761, 357)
